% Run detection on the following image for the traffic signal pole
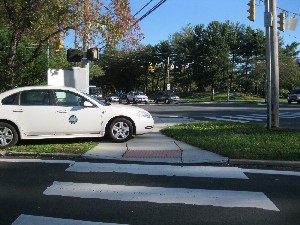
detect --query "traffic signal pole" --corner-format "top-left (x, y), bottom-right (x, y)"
top-left (264, 0), bottom-right (280, 128)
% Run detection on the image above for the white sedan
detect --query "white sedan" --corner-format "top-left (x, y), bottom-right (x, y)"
top-left (0, 86), bottom-right (154, 148)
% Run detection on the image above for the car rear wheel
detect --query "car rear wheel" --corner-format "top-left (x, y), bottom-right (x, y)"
top-left (107, 118), bottom-right (133, 143)
top-left (0, 122), bottom-right (18, 149)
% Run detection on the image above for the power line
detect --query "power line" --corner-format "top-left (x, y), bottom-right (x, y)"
top-left (257, 0), bottom-right (300, 16)
top-left (133, 0), bottom-right (167, 26)
top-left (133, 0), bottom-right (154, 17)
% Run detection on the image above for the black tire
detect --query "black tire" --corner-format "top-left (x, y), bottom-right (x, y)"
top-left (288, 100), bottom-right (291, 104)
top-left (107, 118), bottom-right (133, 143)
top-left (154, 98), bottom-right (158, 104)
top-left (0, 122), bottom-right (18, 149)
top-left (164, 98), bottom-right (170, 104)
top-left (126, 98), bottom-right (130, 104)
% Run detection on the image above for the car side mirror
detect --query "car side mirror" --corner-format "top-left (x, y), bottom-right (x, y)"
top-left (83, 101), bottom-right (94, 107)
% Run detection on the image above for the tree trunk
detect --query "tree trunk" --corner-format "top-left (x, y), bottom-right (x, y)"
top-left (211, 85), bottom-right (215, 101)
top-left (6, 30), bottom-right (21, 88)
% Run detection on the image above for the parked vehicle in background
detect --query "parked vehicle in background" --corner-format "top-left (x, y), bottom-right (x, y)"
top-left (105, 94), bottom-right (120, 103)
top-left (0, 86), bottom-right (154, 148)
top-left (89, 85), bottom-right (102, 99)
top-left (287, 87), bottom-right (300, 104)
top-left (126, 91), bottom-right (149, 104)
top-left (153, 91), bottom-right (180, 104)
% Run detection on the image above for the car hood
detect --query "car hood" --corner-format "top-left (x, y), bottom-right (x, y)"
top-left (105, 104), bottom-right (151, 115)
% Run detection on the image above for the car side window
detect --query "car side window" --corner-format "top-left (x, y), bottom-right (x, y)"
top-left (54, 90), bottom-right (87, 107)
top-left (1, 93), bottom-right (18, 105)
top-left (20, 90), bottom-right (50, 106)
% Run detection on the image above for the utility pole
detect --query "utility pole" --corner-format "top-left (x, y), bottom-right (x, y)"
top-left (264, 0), bottom-right (280, 128)
top-left (167, 56), bottom-right (170, 90)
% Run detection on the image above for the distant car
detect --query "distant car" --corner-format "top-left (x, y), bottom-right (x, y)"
top-left (105, 94), bottom-right (120, 103)
top-left (126, 91), bottom-right (149, 104)
top-left (153, 91), bottom-right (180, 104)
top-left (89, 86), bottom-right (102, 98)
top-left (287, 88), bottom-right (300, 104)
top-left (0, 86), bottom-right (154, 148)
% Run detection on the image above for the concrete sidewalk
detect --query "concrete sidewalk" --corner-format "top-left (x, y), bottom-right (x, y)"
top-left (83, 117), bottom-right (228, 164)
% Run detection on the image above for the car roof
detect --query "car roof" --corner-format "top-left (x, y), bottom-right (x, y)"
top-left (0, 85), bottom-right (80, 98)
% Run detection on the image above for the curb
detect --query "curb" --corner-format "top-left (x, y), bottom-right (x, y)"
top-left (229, 159), bottom-right (300, 168)
top-left (2, 151), bottom-right (300, 169)
top-left (3, 151), bottom-right (81, 159)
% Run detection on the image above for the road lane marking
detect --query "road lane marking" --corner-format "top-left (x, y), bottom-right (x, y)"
top-left (222, 116), bottom-right (263, 121)
top-left (66, 162), bottom-right (249, 179)
top-left (43, 182), bottom-right (279, 211)
top-left (205, 117), bottom-right (249, 123)
top-left (12, 214), bottom-right (127, 225)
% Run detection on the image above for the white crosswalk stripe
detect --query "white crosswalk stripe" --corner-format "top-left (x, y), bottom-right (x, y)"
top-left (205, 112), bottom-right (299, 123)
top-left (66, 162), bottom-right (249, 179)
top-left (11, 161), bottom-right (283, 224)
top-left (12, 214), bottom-right (127, 225)
top-left (43, 181), bottom-right (279, 211)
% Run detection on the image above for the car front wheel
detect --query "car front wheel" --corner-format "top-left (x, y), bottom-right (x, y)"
top-left (0, 122), bottom-right (18, 149)
top-left (107, 118), bottom-right (133, 143)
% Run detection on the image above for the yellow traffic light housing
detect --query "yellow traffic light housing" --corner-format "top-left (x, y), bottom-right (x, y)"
top-left (148, 63), bottom-right (154, 73)
top-left (278, 12), bottom-right (285, 32)
top-left (54, 33), bottom-right (64, 52)
top-left (247, 0), bottom-right (256, 22)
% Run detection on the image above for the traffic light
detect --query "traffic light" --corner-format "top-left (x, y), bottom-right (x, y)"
top-left (247, 0), bottom-right (256, 22)
top-left (87, 47), bottom-right (99, 61)
top-left (54, 33), bottom-right (64, 52)
top-left (148, 63), bottom-right (154, 73)
top-left (278, 12), bottom-right (285, 32)
top-left (67, 49), bottom-right (83, 62)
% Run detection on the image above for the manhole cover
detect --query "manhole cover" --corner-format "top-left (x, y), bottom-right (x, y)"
top-left (123, 150), bottom-right (181, 158)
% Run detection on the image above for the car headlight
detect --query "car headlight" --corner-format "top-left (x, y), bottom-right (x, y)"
top-left (137, 110), bottom-right (151, 118)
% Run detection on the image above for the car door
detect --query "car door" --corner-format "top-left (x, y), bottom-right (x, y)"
top-left (14, 90), bottom-right (56, 136)
top-left (53, 90), bottom-right (104, 135)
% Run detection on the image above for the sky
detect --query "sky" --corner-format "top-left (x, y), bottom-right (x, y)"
top-left (130, 0), bottom-right (300, 49)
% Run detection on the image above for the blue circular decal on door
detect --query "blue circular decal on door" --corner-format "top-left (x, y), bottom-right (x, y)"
top-left (69, 115), bottom-right (78, 124)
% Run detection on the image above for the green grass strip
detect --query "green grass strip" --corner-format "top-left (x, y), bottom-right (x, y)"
top-left (161, 121), bottom-right (300, 161)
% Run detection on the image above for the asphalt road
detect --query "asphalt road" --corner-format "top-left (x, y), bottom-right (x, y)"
top-left (136, 102), bottom-right (300, 129)
top-left (1, 159), bottom-right (300, 225)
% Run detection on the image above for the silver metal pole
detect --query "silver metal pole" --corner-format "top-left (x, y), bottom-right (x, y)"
top-left (270, 0), bottom-right (280, 128)
top-left (265, 0), bottom-right (272, 129)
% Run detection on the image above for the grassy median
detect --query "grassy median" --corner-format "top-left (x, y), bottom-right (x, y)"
top-left (5, 139), bottom-right (99, 155)
top-left (161, 121), bottom-right (300, 161)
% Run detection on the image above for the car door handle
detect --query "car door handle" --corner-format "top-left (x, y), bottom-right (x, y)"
top-left (57, 110), bottom-right (67, 113)
top-left (13, 109), bottom-right (24, 112)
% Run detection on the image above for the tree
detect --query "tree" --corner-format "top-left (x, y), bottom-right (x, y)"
top-left (0, 0), bottom-right (142, 89)
top-left (193, 22), bottom-right (230, 100)
top-left (170, 24), bottom-right (195, 91)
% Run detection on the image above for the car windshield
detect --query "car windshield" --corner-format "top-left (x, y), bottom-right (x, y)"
top-left (168, 92), bottom-right (177, 96)
top-left (82, 92), bottom-right (109, 106)
top-left (134, 92), bottom-right (144, 95)
top-left (291, 90), bottom-right (300, 94)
